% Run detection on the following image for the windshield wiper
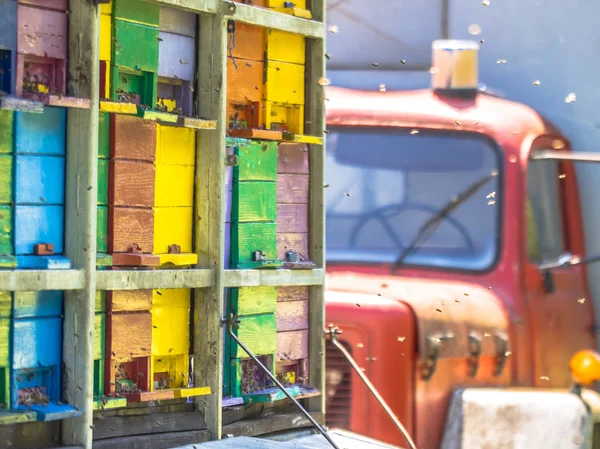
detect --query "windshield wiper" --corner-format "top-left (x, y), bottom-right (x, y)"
top-left (390, 170), bottom-right (499, 272)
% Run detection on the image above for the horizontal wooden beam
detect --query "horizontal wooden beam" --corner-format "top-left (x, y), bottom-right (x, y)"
top-left (231, 3), bottom-right (325, 39)
top-left (96, 269), bottom-right (214, 290)
top-left (0, 270), bottom-right (85, 291)
top-left (224, 269), bottom-right (325, 287)
top-left (153, 0), bottom-right (219, 14)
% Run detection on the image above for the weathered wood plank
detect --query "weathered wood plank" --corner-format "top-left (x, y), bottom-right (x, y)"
top-left (0, 420), bottom-right (60, 448)
top-left (0, 155), bottom-right (12, 204)
top-left (231, 286), bottom-right (277, 316)
top-left (93, 410), bottom-right (207, 440)
top-left (17, 5), bottom-right (67, 59)
top-left (0, 269), bottom-right (84, 291)
top-left (159, 7), bottom-right (196, 36)
top-left (277, 233), bottom-right (308, 260)
top-left (277, 204), bottom-right (308, 233)
top-left (92, 429), bottom-right (210, 449)
top-left (0, 206), bottom-right (11, 256)
top-left (158, 32), bottom-right (195, 81)
top-left (110, 114), bottom-right (156, 162)
top-left (276, 329), bottom-right (309, 361)
top-left (0, 110), bottom-right (13, 154)
top-left (234, 140), bottom-right (278, 182)
top-left (265, 60), bottom-right (304, 104)
top-left (221, 411), bottom-right (324, 438)
top-left (96, 269), bottom-right (213, 290)
top-left (277, 173), bottom-right (309, 204)
top-left (233, 182), bottom-right (277, 223)
top-left (113, 20), bottom-right (159, 72)
top-left (109, 160), bottom-right (155, 207)
top-left (230, 23), bottom-right (264, 62)
top-left (276, 300), bottom-right (309, 332)
top-left (266, 29), bottom-right (305, 65)
top-left (277, 286), bottom-right (310, 302)
top-left (232, 314), bottom-right (277, 359)
top-left (108, 312), bottom-right (152, 362)
top-left (114, 0), bottom-right (160, 28)
top-left (15, 154), bottom-right (65, 205)
top-left (232, 222), bottom-right (277, 266)
top-left (277, 143), bottom-right (309, 174)
top-left (109, 290), bottom-right (153, 313)
top-left (224, 269), bottom-right (324, 288)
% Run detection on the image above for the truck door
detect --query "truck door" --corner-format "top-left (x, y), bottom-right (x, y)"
top-left (525, 143), bottom-right (596, 387)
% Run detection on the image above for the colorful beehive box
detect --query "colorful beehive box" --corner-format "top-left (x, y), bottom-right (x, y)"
top-left (105, 287), bottom-right (156, 402)
top-left (157, 8), bottom-right (196, 116)
top-left (154, 124), bottom-right (197, 266)
top-left (110, 0), bottom-right (160, 108)
top-left (275, 286), bottom-right (309, 386)
top-left (263, 31), bottom-right (305, 136)
top-left (97, 112), bottom-right (111, 266)
top-left (230, 139), bottom-right (280, 269)
top-left (226, 23), bottom-right (267, 134)
top-left (14, 107), bottom-right (70, 269)
top-left (264, 0), bottom-right (312, 18)
top-left (99, 1), bottom-right (112, 99)
top-left (0, 110), bottom-right (15, 268)
top-left (0, 291), bottom-right (11, 412)
top-left (150, 288), bottom-right (210, 398)
top-left (276, 143), bottom-right (311, 266)
top-left (93, 290), bottom-right (126, 410)
top-left (11, 291), bottom-right (81, 420)
top-left (0, 0), bottom-right (17, 95)
top-left (226, 286), bottom-right (278, 401)
top-left (108, 114), bottom-right (159, 266)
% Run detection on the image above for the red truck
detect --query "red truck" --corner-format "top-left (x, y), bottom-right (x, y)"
top-left (323, 40), bottom-right (600, 449)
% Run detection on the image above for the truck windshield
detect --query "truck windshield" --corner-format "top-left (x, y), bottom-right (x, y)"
top-left (325, 127), bottom-right (501, 271)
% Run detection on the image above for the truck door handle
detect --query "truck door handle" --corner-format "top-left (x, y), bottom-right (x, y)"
top-left (467, 332), bottom-right (482, 377)
top-left (421, 332), bottom-right (454, 380)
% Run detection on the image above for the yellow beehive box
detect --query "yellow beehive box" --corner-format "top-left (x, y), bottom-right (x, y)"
top-left (264, 61), bottom-right (305, 105)
top-left (264, 0), bottom-right (311, 18)
top-left (264, 102), bottom-right (304, 135)
top-left (265, 30), bottom-right (305, 65)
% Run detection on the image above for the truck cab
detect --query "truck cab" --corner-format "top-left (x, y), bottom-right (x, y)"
top-left (323, 41), bottom-right (598, 449)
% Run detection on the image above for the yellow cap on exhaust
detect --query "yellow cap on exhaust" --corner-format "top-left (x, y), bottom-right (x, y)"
top-left (431, 40), bottom-right (479, 91)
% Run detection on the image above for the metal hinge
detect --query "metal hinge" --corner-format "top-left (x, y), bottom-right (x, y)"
top-left (421, 332), bottom-right (455, 380)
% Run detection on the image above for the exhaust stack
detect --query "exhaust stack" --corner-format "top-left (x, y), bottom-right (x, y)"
top-left (431, 40), bottom-right (479, 94)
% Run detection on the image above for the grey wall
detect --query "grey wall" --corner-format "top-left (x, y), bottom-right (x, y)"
top-left (326, 0), bottom-right (600, 344)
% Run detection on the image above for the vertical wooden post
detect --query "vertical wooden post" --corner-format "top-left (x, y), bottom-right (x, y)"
top-left (194, 10), bottom-right (228, 440)
top-left (306, 0), bottom-right (326, 417)
top-left (63, 1), bottom-right (99, 448)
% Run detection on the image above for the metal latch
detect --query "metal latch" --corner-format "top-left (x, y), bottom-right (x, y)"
top-left (285, 250), bottom-right (298, 262)
top-left (252, 250), bottom-right (266, 262)
top-left (34, 243), bottom-right (54, 255)
top-left (494, 332), bottom-right (509, 376)
top-left (467, 332), bottom-right (482, 377)
top-left (421, 332), bottom-right (454, 380)
top-left (168, 244), bottom-right (181, 254)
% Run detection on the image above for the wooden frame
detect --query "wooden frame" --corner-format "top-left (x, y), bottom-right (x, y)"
top-left (0, 0), bottom-right (326, 447)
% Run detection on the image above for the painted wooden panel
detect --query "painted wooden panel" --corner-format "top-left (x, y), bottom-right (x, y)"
top-left (154, 165), bottom-right (194, 207)
top-left (12, 316), bottom-right (62, 369)
top-left (152, 306), bottom-right (189, 355)
top-left (276, 233), bottom-right (308, 260)
top-left (277, 286), bottom-right (309, 302)
top-left (14, 108), bottom-right (66, 155)
top-left (0, 318), bottom-right (8, 366)
top-left (108, 206), bottom-right (154, 253)
top-left (113, 20), bottom-right (159, 72)
top-left (94, 313), bottom-right (106, 361)
top-left (266, 30), bottom-right (305, 65)
top-left (95, 290), bottom-right (106, 313)
top-left (156, 124), bottom-right (195, 166)
top-left (14, 205), bottom-right (64, 254)
top-left (152, 288), bottom-right (189, 309)
top-left (98, 158), bottom-right (109, 205)
top-left (264, 102), bottom-right (304, 135)
top-left (153, 206), bottom-right (193, 254)
top-left (278, 143), bottom-right (309, 174)
top-left (231, 287), bottom-right (277, 317)
top-left (231, 314), bottom-right (277, 359)
top-left (232, 222), bottom-right (277, 266)
top-left (0, 110), bottom-right (13, 154)
top-left (13, 291), bottom-right (62, 319)
top-left (277, 173), bottom-right (309, 204)
top-left (234, 140), bottom-right (278, 182)
top-left (97, 205), bottom-right (108, 253)
top-left (100, 1), bottom-right (112, 14)
top-left (0, 155), bottom-right (11, 204)
top-left (17, 5), bottom-right (67, 59)
top-left (15, 155), bottom-right (64, 205)
top-left (231, 23), bottom-right (264, 62)
top-left (159, 7), bottom-right (196, 36)
top-left (276, 329), bottom-right (308, 361)
top-left (99, 60), bottom-right (110, 100)
top-left (225, 186), bottom-right (232, 224)
top-left (109, 290), bottom-right (152, 313)
top-left (233, 182), bottom-right (277, 223)
top-left (265, 61), bottom-right (305, 104)
top-left (110, 114), bottom-right (156, 162)
top-left (0, 0), bottom-right (17, 95)
top-left (19, 0), bottom-right (67, 10)
top-left (111, 67), bottom-right (157, 108)
top-left (158, 32), bottom-right (195, 82)
top-left (98, 112), bottom-right (110, 159)
top-left (224, 221), bottom-right (231, 269)
top-left (0, 206), bottom-right (11, 256)
top-left (100, 13), bottom-right (112, 62)
top-left (0, 291), bottom-right (10, 318)
top-left (276, 300), bottom-right (309, 332)
top-left (109, 312), bottom-right (152, 361)
top-left (109, 160), bottom-right (155, 207)
top-left (114, 0), bottom-right (160, 28)
top-left (227, 57), bottom-right (263, 103)
top-left (277, 204), bottom-right (308, 233)
top-left (16, 53), bottom-right (66, 97)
